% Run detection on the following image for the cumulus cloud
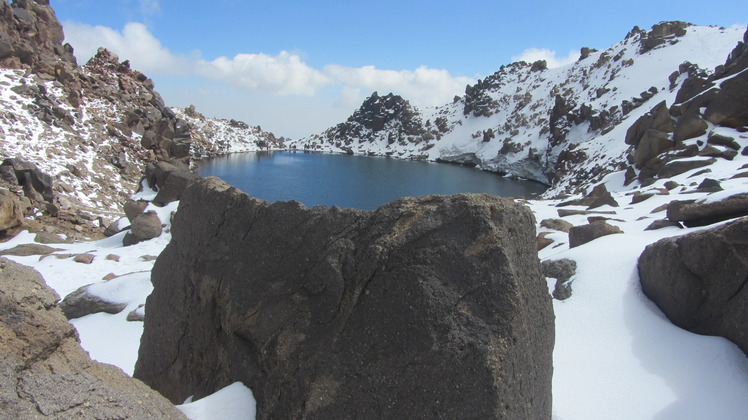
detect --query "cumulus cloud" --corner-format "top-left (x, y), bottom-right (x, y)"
top-left (325, 65), bottom-right (474, 108)
top-left (195, 52), bottom-right (332, 96)
top-left (511, 48), bottom-right (580, 69)
top-left (62, 21), bottom-right (474, 106)
top-left (63, 21), bottom-right (186, 74)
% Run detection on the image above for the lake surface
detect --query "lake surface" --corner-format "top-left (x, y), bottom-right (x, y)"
top-left (197, 151), bottom-right (547, 210)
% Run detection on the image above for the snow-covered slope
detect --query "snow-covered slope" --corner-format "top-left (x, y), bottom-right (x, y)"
top-left (173, 105), bottom-right (285, 159)
top-left (291, 23), bottom-right (744, 195)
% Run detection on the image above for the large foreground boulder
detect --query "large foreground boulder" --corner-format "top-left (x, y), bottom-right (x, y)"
top-left (135, 177), bottom-right (554, 419)
top-left (638, 217), bottom-right (748, 356)
top-left (0, 258), bottom-right (185, 419)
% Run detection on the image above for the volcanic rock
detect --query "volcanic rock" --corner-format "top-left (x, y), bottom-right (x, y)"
top-left (568, 221), bottom-right (623, 248)
top-left (638, 217), bottom-right (748, 356)
top-left (135, 177), bottom-right (554, 419)
top-left (59, 284), bottom-right (127, 320)
top-left (0, 258), bottom-right (185, 419)
top-left (666, 194), bottom-right (748, 227)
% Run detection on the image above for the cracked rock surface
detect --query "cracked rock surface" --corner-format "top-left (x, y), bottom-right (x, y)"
top-left (639, 217), bottom-right (748, 356)
top-left (135, 176), bottom-right (554, 419)
top-left (0, 257), bottom-right (185, 419)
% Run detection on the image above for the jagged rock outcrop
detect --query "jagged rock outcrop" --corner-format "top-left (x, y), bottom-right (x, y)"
top-left (0, 0), bottom-right (76, 69)
top-left (0, 0), bottom-right (193, 231)
top-left (638, 217), bottom-right (748, 356)
top-left (0, 257), bottom-right (185, 419)
top-left (135, 177), bottom-right (554, 419)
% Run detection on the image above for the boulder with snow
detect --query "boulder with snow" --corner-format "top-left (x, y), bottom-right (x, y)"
top-left (639, 217), bottom-right (748, 356)
top-left (666, 194), bottom-right (748, 227)
top-left (59, 284), bottom-right (127, 319)
top-left (135, 177), bottom-right (554, 419)
top-left (0, 258), bottom-right (185, 419)
top-left (568, 220), bottom-right (623, 248)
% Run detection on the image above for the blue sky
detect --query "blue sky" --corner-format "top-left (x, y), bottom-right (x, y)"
top-left (52, 0), bottom-right (747, 138)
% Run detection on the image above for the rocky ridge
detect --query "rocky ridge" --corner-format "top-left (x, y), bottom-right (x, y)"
top-left (291, 22), bottom-right (745, 196)
top-left (0, 0), bottom-right (193, 239)
top-left (173, 105), bottom-right (285, 159)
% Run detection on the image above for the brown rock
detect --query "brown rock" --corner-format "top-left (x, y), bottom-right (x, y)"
top-left (667, 194), bottom-right (748, 227)
top-left (569, 221), bottom-right (623, 248)
top-left (135, 177), bottom-right (554, 419)
top-left (0, 258), bottom-right (185, 419)
top-left (59, 284), bottom-right (127, 319)
top-left (540, 218), bottom-right (573, 233)
top-left (0, 243), bottom-right (62, 256)
top-left (639, 217), bottom-right (748, 356)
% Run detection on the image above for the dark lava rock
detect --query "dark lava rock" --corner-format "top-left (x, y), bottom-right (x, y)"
top-left (557, 183), bottom-right (618, 209)
top-left (541, 258), bottom-right (577, 301)
top-left (0, 258), bottom-right (185, 419)
top-left (152, 170), bottom-right (199, 205)
top-left (638, 217), bottom-right (748, 356)
top-left (135, 177), bottom-right (554, 419)
top-left (569, 221), bottom-right (623, 248)
top-left (696, 178), bottom-right (723, 193)
top-left (644, 219), bottom-right (683, 231)
top-left (657, 158), bottom-right (716, 179)
top-left (59, 284), bottom-right (127, 319)
top-left (666, 194), bottom-right (748, 227)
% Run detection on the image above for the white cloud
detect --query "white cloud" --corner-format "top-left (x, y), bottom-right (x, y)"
top-left (511, 48), bottom-right (580, 69)
top-left (325, 65), bottom-right (474, 108)
top-left (63, 21), bottom-right (186, 74)
top-left (195, 52), bottom-right (332, 96)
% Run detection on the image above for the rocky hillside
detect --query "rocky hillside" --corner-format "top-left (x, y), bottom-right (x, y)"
top-left (0, 0), bottom-right (195, 239)
top-left (173, 105), bottom-right (285, 159)
top-left (291, 22), bottom-right (745, 196)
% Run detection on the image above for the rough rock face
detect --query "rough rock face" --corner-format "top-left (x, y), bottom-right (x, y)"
top-left (0, 0), bottom-right (76, 69)
top-left (667, 194), bottom-right (748, 227)
top-left (135, 177), bottom-right (554, 419)
top-left (638, 217), bottom-right (748, 356)
top-left (0, 257), bottom-right (185, 419)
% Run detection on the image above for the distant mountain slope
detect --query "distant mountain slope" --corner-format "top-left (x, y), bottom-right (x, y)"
top-left (290, 22), bottom-right (745, 196)
top-left (172, 105), bottom-right (285, 159)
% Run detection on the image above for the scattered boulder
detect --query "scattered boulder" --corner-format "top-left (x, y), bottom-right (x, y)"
top-left (124, 199), bottom-right (149, 222)
top-left (657, 158), bottom-right (716, 178)
top-left (135, 177), bottom-right (554, 419)
top-left (557, 183), bottom-right (618, 209)
top-left (34, 231), bottom-right (65, 244)
top-left (127, 304), bottom-right (146, 322)
top-left (153, 170), bottom-right (199, 205)
top-left (540, 218), bottom-right (573, 233)
top-left (73, 253), bottom-right (95, 264)
top-left (667, 194), bottom-right (748, 227)
top-left (59, 284), bottom-right (127, 320)
top-left (0, 243), bottom-right (62, 256)
top-left (541, 259), bottom-right (577, 301)
top-left (126, 211), bottom-right (162, 245)
top-left (704, 69), bottom-right (748, 128)
top-left (104, 217), bottom-right (130, 237)
top-left (696, 178), bottom-right (723, 193)
top-left (644, 219), bottom-right (683, 231)
top-left (638, 217), bottom-right (748, 356)
top-left (0, 258), bottom-right (185, 419)
top-left (569, 221), bottom-right (623, 248)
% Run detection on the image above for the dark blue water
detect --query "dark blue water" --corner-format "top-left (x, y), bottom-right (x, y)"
top-left (197, 151), bottom-right (547, 210)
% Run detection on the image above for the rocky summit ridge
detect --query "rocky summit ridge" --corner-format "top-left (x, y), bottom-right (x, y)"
top-left (291, 22), bottom-right (746, 196)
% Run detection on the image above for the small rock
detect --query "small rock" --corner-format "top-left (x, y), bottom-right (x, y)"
top-left (34, 232), bottom-right (65, 244)
top-left (536, 232), bottom-right (554, 250)
top-left (0, 243), bottom-right (62, 256)
top-left (630, 192), bottom-right (654, 204)
top-left (539, 218), bottom-right (573, 233)
top-left (657, 158), bottom-right (717, 178)
top-left (139, 255), bottom-right (158, 262)
top-left (102, 273), bottom-right (118, 281)
top-left (644, 219), bottom-right (683, 230)
top-left (541, 259), bottom-right (577, 301)
top-left (106, 254), bottom-right (121, 262)
top-left (59, 284), bottom-right (127, 319)
top-left (127, 304), bottom-right (146, 322)
top-left (569, 222), bottom-right (623, 248)
top-left (73, 254), bottom-right (95, 264)
top-left (124, 200), bottom-right (149, 222)
top-left (696, 178), bottom-right (723, 193)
